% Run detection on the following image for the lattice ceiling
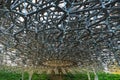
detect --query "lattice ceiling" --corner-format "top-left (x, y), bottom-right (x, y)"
top-left (0, 0), bottom-right (120, 68)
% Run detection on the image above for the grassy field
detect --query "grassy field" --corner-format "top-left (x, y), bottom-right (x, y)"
top-left (0, 70), bottom-right (49, 80)
top-left (0, 70), bottom-right (120, 80)
top-left (63, 72), bottom-right (120, 80)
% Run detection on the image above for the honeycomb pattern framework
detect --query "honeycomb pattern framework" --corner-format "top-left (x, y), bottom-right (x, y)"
top-left (0, 0), bottom-right (120, 68)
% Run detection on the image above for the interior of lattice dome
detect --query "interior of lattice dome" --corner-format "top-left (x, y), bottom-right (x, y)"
top-left (0, 0), bottom-right (120, 80)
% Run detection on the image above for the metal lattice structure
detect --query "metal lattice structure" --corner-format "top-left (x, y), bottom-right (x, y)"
top-left (0, 0), bottom-right (120, 68)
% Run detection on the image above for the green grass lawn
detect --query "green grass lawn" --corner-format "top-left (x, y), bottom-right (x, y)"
top-left (0, 70), bottom-right (49, 80)
top-left (64, 72), bottom-right (120, 80)
top-left (0, 69), bottom-right (120, 80)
